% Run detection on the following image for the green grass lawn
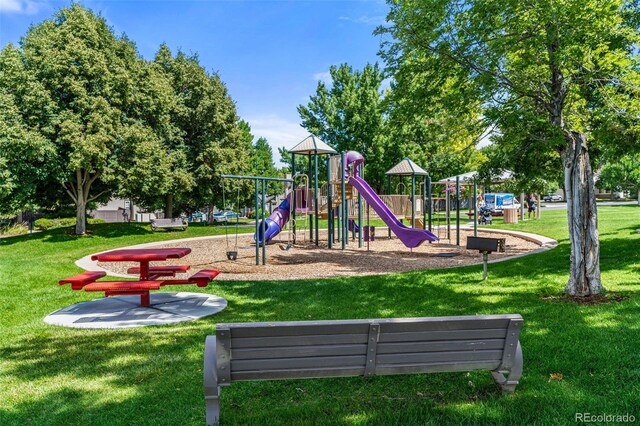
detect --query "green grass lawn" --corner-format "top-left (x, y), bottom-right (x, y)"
top-left (1, 207), bottom-right (639, 425)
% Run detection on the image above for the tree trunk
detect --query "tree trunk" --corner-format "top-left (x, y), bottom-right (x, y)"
top-left (164, 194), bottom-right (174, 219)
top-left (75, 199), bottom-right (87, 234)
top-left (562, 132), bottom-right (602, 296)
top-left (207, 204), bottom-right (215, 225)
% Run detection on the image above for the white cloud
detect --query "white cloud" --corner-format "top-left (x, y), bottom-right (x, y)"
top-left (312, 71), bottom-right (332, 85)
top-left (338, 15), bottom-right (385, 26)
top-left (0, 0), bottom-right (45, 14)
top-left (245, 115), bottom-right (309, 166)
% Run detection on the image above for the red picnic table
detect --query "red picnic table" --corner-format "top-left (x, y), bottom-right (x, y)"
top-left (59, 248), bottom-right (220, 307)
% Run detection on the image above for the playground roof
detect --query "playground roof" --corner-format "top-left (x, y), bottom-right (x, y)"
top-left (385, 158), bottom-right (429, 176)
top-left (288, 135), bottom-right (337, 155)
top-left (437, 170), bottom-right (514, 184)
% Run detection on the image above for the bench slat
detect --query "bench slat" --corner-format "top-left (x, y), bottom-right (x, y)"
top-left (377, 339), bottom-right (506, 354)
top-left (229, 323), bottom-right (371, 338)
top-left (378, 329), bottom-right (507, 343)
top-left (375, 360), bottom-right (502, 376)
top-left (221, 314), bottom-right (522, 330)
top-left (230, 333), bottom-right (368, 349)
top-left (379, 318), bottom-right (511, 332)
top-left (377, 349), bottom-right (504, 365)
top-left (232, 366), bottom-right (366, 381)
top-left (231, 344), bottom-right (367, 360)
top-left (231, 355), bottom-right (366, 372)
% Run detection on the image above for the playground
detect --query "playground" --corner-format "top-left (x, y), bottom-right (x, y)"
top-left (94, 229), bottom-right (542, 281)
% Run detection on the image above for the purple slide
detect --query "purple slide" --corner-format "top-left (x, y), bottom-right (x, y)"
top-left (345, 151), bottom-right (438, 248)
top-left (254, 193), bottom-right (291, 246)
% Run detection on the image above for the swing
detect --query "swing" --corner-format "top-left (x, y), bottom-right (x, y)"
top-left (223, 181), bottom-right (240, 261)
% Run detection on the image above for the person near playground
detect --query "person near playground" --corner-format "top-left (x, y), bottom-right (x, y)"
top-left (527, 194), bottom-right (536, 219)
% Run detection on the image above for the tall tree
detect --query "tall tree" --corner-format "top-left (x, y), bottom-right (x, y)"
top-left (2, 4), bottom-right (142, 234)
top-left (298, 63), bottom-right (388, 190)
top-left (378, 0), bottom-right (640, 296)
top-left (153, 46), bottom-right (251, 218)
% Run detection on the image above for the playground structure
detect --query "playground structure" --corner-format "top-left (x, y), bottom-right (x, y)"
top-left (220, 135), bottom-right (541, 266)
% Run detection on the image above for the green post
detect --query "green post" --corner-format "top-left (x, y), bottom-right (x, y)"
top-left (308, 155), bottom-right (313, 243)
top-left (456, 175), bottom-right (460, 246)
top-left (254, 179), bottom-right (259, 266)
top-left (473, 180), bottom-right (478, 237)
top-left (327, 156), bottom-right (333, 248)
top-left (387, 175), bottom-right (392, 238)
top-left (341, 153), bottom-right (346, 251)
top-left (314, 152), bottom-right (319, 246)
top-left (261, 179), bottom-right (266, 265)
top-left (427, 175), bottom-right (432, 231)
top-left (291, 153), bottom-right (296, 244)
top-left (411, 175), bottom-right (415, 228)
top-left (423, 176), bottom-right (427, 230)
top-left (358, 163), bottom-right (363, 248)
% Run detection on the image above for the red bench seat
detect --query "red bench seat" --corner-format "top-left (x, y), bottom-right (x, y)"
top-left (58, 271), bottom-right (107, 290)
top-left (127, 265), bottom-right (191, 278)
top-left (83, 281), bottom-right (162, 292)
top-left (162, 269), bottom-right (221, 288)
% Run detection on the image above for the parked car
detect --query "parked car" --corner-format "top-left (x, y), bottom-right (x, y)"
top-left (212, 211), bottom-right (240, 222)
top-left (543, 194), bottom-right (563, 202)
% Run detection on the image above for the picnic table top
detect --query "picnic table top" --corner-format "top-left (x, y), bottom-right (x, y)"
top-left (91, 248), bottom-right (192, 262)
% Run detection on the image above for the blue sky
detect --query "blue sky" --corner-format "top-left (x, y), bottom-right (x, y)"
top-left (0, 0), bottom-right (389, 163)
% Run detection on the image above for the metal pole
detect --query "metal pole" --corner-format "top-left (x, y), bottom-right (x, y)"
top-left (411, 175), bottom-right (415, 228)
top-left (422, 177), bottom-right (426, 229)
top-left (308, 155), bottom-right (313, 242)
top-left (427, 175), bottom-right (432, 232)
top-left (254, 179), bottom-right (259, 266)
top-left (261, 179), bottom-right (266, 265)
top-left (473, 180), bottom-right (478, 237)
top-left (387, 175), bottom-right (392, 238)
top-left (291, 153), bottom-right (296, 244)
top-left (327, 156), bottom-right (333, 248)
top-left (341, 153), bottom-right (346, 251)
top-left (358, 163), bottom-right (363, 248)
top-left (314, 152), bottom-right (319, 246)
top-left (446, 180), bottom-right (451, 241)
top-left (456, 175), bottom-right (460, 246)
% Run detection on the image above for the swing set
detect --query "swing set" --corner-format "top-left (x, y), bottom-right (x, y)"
top-left (220, 174), bottom-right (294, 266)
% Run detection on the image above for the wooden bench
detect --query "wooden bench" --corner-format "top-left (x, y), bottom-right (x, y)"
top-left (150, 218), bottom-right (187, 231)
top-left (203, 314), bottom-right (523, 425)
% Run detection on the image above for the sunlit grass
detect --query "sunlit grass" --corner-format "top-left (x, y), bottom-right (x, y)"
top-left (0, 206), bottom-right (638, 425)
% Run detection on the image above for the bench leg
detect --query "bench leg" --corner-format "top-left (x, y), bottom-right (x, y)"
top-left (204, 336), bottom-right (221, 425)
top-left (491, 341), bottom-right (523, 393)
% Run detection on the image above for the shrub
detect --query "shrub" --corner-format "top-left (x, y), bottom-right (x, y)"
top-left (59, 218), bottom-right (75, 227)
top-left (0, 224), bottom-right (29, 236)
top-left (34, 218), bottom-right (56, 230)
top-left (88, 218), bottom-right (106, 225)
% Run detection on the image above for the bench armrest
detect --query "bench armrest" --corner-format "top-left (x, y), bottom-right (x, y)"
top-left (204, 335), bottom-right (220, 426)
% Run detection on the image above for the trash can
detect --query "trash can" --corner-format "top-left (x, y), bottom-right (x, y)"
top-left (364, 226), bottom-right (375, 242)
top-left (503, 208), bottom-right (518, 224)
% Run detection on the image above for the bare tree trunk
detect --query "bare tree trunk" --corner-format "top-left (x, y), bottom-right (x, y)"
top-left (164, 194), bottom-right (174, 219)
top-left (562, 132), bottom-right (602, 296)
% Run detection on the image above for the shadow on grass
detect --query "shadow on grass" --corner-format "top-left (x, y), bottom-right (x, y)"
top-left (2, 273), bottom-right (638, 425)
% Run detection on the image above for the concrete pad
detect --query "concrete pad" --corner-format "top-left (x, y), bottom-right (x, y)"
top-left (44, 292), bottom-right (227, 329)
